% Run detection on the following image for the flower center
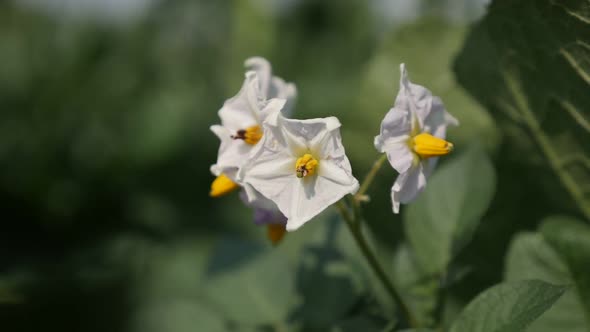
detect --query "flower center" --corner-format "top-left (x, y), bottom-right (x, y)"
top-left (411, 133), bottom-right (454, 159)
top-left (295, 154), bottom-right (319, 178)
top-left (210, 173), bottom-right (239, 197)
top-left (231, 125), bottom-right (262, 145)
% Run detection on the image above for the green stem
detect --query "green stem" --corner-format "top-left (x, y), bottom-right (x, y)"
top-left (355, 154), bottom-right (388, 200)
top-left (336, 201), bottom-right (417, 328)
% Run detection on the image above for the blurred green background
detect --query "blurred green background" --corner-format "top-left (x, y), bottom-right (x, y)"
top-left (1, 0), bottom-right (587, 331)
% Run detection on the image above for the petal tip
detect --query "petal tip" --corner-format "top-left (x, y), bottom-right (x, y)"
top-left (244, 56), bottom-right (270, 69)
top-left (324, 116), bottom-right (342, 131)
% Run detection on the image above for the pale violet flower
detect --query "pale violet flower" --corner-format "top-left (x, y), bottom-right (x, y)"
top-left (239, 109), bottom-right (359, 231)
top-left (374, 63), bottom-right (458, 214)
top-left (210, 57), bottom-right (296, 197)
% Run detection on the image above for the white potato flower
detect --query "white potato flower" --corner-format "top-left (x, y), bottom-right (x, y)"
top-left (239, 109), bottom-right (359, 231)
top-left (374, 63), bottom-right (458, 214)
top-left (209, 71), bottom-right (286, 197)
top-left (210, 57), bottom-right (296, 197)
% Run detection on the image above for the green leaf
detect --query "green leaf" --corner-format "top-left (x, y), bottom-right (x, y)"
top-left (449, 280), bottom-right (566, 332)
top-left (202, 239), bottom-right (294, 326)
top-left (291, 244), bottom-right (365, 328)
top-left (505, 233), bottom-right (570, 283)
top-left (542, 216), bottom-right (590, 319)
top-left (454, 0), bottom-right (590, 219)
top-left (405, 145), bottom-right (496, 275)
top-left (287, 216), bottom-right (367, 328)
top-left (505, 231), bottom-right (588, 332)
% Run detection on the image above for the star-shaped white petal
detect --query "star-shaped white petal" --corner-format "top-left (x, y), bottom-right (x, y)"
top-left (239, 110), bottom-right (359, 231)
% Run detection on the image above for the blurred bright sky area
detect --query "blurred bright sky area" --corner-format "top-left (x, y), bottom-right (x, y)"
top-left (16, 0), bottom-right (491, 25)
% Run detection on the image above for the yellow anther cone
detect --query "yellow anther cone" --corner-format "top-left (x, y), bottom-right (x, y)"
top-left (267, 223), bottom-right (287, 245)
top-left (243, 125), bottom-right (262, 145)
top-left (210, 174), bottom-right (239, 197)
top-left (295, 154), bottom-right (319, 178)
top-left (412, 133), bottom-right (454, 159)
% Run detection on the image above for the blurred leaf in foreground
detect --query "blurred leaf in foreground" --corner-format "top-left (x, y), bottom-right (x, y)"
top-left (405, 145), bottom-right (496, 276)
top-left (505, 226), bottom-right (588, 331)
top-left (202, 238), bottom-right (294, 327)
top-left (542, 216), bottom-right (590, 320)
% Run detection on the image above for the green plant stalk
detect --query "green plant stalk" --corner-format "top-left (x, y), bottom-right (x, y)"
top-left (356, 154), bottom-right (388, 200)
top-left (336, 201), bottom-right (417, 328)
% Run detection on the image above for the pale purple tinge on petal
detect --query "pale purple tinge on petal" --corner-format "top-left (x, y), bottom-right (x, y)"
top-left (239, 185), bottom-right (273, 209)
top-left (238, 188), bottom-right (287, 226)
top-left (253, 208), bottom-right (288, 226)
top-left (391, 160), bottom-right (426, 214)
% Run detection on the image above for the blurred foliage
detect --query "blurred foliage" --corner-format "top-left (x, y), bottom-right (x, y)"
top-left (0, 0), bottom-right (588, 331)
top-left (454, 0), bottom-right (590, 220)
top-left (405, 145), bottom-right (496, 276)
top-left (505, 217), bottom-right (590, 332)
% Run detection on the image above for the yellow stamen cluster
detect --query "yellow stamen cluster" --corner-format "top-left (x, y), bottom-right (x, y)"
top-left (210, 173), bottom-right (239, 197)
top-left (411, 133), bottom-right (454, 159)
top-left (295, 154), bottom-right (319, 178)
top-left (232, 125), bottom-right (262, 145)
top-left (267, 224), bottom-right (287, 245)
